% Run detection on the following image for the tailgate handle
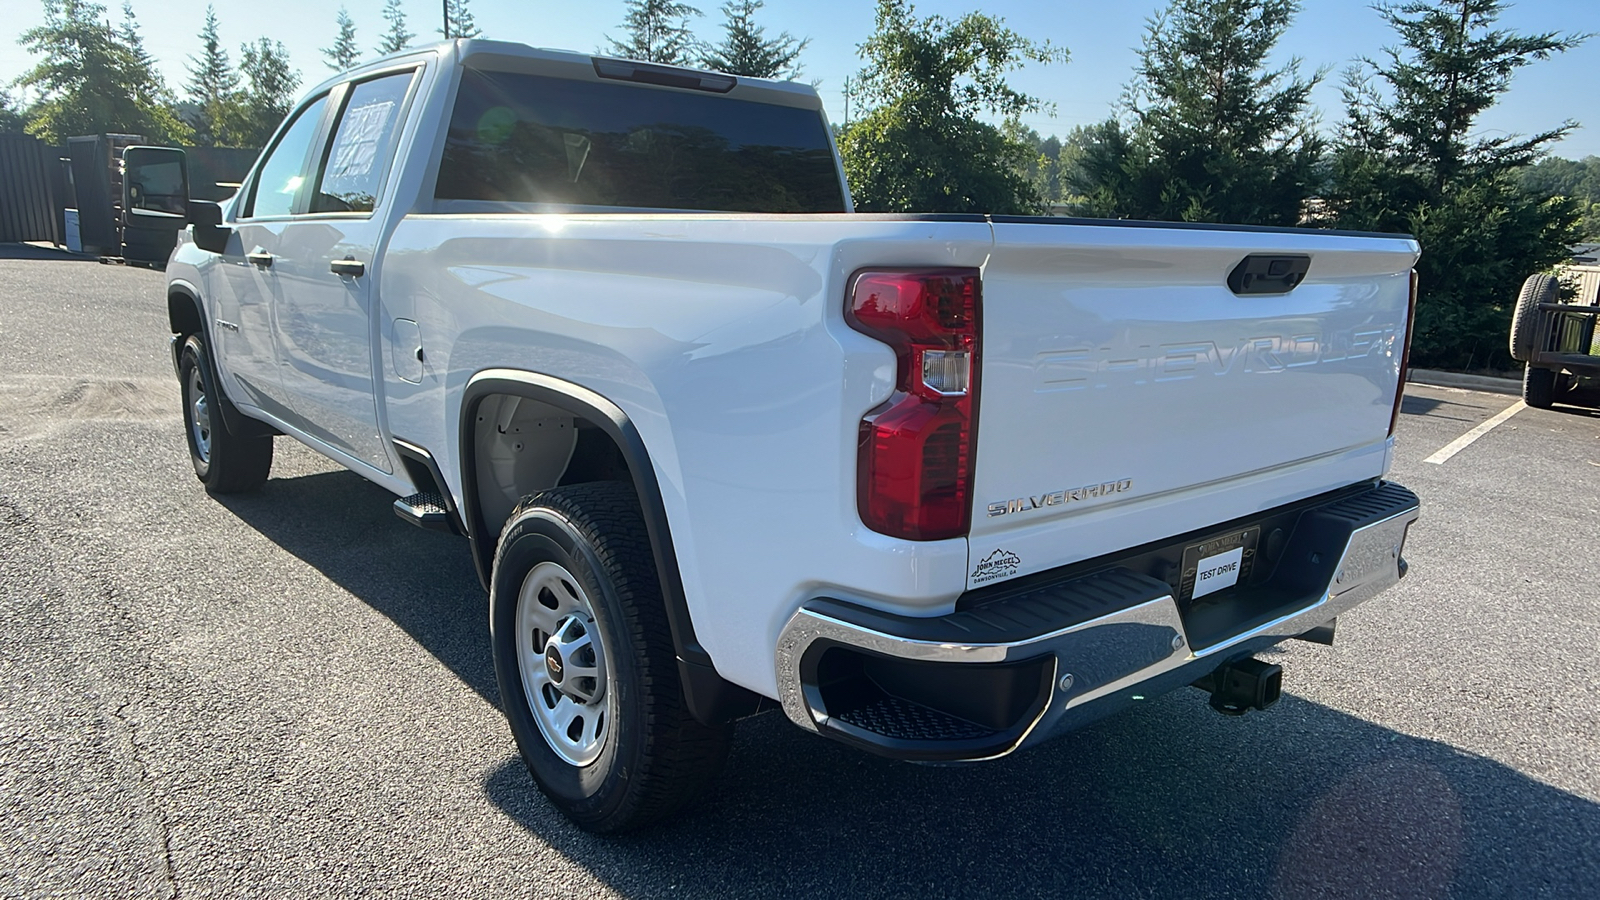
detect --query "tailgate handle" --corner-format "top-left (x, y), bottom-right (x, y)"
top-left (1228, 255), bottom-right (1310, 295)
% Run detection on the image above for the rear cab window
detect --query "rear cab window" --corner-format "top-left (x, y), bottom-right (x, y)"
top-left (312, 69), bottom-right (419, 214)
top-left (435, 67), bottom-right (846, 213)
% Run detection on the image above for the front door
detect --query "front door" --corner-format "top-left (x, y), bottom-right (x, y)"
top-left (215, 93), bottom-right (330, 417)
top-left (271, 70), bottom-right (417, 474)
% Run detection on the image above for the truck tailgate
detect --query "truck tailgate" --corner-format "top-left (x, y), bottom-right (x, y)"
top-left (968, 220), bottom-right (1419, 588)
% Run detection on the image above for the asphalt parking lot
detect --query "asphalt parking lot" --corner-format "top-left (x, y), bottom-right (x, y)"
top-left (2, 247), bottom-right (1598, 899)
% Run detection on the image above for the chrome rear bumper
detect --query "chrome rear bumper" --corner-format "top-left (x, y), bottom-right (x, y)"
top-left (775, 482), bottom-right (1420, 761)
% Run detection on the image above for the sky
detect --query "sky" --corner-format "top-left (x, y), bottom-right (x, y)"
top-left (4, 0), bottom-right (1600, 157)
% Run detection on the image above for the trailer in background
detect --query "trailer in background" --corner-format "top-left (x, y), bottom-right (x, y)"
top-left (1510, 260), bottom-right (1600, 409)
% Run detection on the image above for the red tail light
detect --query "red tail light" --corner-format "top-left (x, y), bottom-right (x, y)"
top-left (846, 268), bottom-right (981, 541)
top-left (1390, 269), bottom-right (1419, 436)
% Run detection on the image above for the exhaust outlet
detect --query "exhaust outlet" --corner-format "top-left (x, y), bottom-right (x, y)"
top-left (1194, 657), bottom-right (1282, 716)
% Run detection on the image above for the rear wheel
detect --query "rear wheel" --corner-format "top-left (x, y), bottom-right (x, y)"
top-left (179, 334), bottom-right (273, 493)
top-left (1523, 364), bottom-right (1557, 409)
top-left (489, 482), bottom-right (731, 833)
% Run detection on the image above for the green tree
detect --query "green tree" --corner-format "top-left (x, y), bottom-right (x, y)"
top-left (1323, 0), bottom-right (1587, 369)
top-left (377, 0), bottom-right (414, 54)
top-left (699, 0), bottom-right (807, 79)
top-left (184, 5), bottom-right (242, 146)
top-left (1070, 0), bottom-right (1322, 226)
top-left (236, 38), bottom-right (301, 147)
top-left (605, 0), bottom-right (702, 66)
top-left (1519, 156), bottom-right (1600, 239)
top-left (441, 0), bottom-right (481, 40)
top-left (0, 91), bottom-right (27, 134)
top-left (114, 1), bottom-right (192, 143)
top-left (324, 7), bottom-right (361, 71)
top-left (837, 0), bottom-right (1066, 214)
top-left (14, 0), bottom-right (190, 143)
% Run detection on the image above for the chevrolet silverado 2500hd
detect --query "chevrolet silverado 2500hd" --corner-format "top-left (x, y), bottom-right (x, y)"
top-left (164, 40), bottom-right (1421, 832)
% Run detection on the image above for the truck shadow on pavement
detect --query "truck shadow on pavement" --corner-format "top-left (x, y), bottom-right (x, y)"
top-left (488, 703), bottom-right (1600, 899)
top-left (216, 468), bottom-right (499, 707)
top-left (219, 468), bottom-right (1600, 899)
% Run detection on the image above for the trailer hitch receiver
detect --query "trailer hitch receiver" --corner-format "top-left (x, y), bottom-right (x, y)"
top-left (1194, 657), bottom-right (1282, 716)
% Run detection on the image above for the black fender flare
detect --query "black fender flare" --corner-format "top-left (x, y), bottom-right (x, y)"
top-left (459, 369), bottom-right (761, 725)
top-left (166, 283), bottom-right (276, 439)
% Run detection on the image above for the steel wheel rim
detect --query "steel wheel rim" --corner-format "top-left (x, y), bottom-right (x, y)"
top-left (187, 365), bottom-right (211, 465)
top-left (515, 560), bottom-right (612, 767)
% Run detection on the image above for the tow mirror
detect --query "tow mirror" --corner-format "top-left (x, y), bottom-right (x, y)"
top-left (121, 146), bottom-right (192, 263)
top-left (188, 200), bottom-right (232, 254)
top-left (122, 146), bottom-right (189, 221)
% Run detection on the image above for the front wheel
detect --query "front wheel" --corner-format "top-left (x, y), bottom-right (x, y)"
top-left (489, 482), bottom-right (732, 833)
top-left (178, 334), bottom-right (273, 493)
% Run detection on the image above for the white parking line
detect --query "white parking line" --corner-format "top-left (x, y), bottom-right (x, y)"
top-left (1424, 400), bottom-right (1527, 464)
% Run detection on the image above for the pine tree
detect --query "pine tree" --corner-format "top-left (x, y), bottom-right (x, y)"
top-left (1323, 0), bottom-right (1587, 368)
top-left (605, 0), bottom-right (702, 66)
top-left (16, 0), bottom-right (189, 143)
top-left (377, 0), bottom-right (414, 54)
top-left (324, 7), bottom-right (361, 71)
top-left (838, 0), bottom-right (1066, 214)
top-left (116, 1), bottom-right (154, 71)
top-left (1069, 0), bottom-right (1322, 226)
top-left (440, 0), bottom-right (481, 40)
top-left (116, 1), bottom-right (192, 142)
top-left (237, 38), bottom-right (301, 147)
top-left (184, 5), bottom-right (242, 146)
top-left (699, 0), bottom-right (807, 79)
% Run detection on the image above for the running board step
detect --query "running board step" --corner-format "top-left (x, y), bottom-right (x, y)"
top-left (393, 492), bottom-right (460, 534)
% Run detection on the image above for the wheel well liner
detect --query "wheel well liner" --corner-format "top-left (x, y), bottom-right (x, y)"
top-left (460, 370), bottom-right (761, 725)
top-left (168, 284), bottom-right (204, 338)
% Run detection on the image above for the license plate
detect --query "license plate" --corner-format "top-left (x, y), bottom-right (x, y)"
top-left (1180, 527), bottom-right (1260, 603)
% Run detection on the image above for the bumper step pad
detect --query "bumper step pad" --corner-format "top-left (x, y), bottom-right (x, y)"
top-left (776, 481), bottom-right (1421, 761)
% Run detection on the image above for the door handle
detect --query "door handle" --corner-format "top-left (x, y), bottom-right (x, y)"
top-left (330, 258), bottom-right (366, 278)
top-left (246, 251), bottom-right (274, 268)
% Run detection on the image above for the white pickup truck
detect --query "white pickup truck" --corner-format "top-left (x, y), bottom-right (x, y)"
top-left (164, 40), bottom-right (1421, 832)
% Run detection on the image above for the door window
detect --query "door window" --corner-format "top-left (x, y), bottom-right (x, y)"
top-left (312, 71), bottom-right (416, 214)
top-left (243, 95), bottom-right (329, 219)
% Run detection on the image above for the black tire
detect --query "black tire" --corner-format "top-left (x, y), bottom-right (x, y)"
top-left (1510, 273), bottom-right (1558, 363)
top-left (1523, 363), bottom-right (1557, 409)
top-left (489, 482), bottom-right (732, 833)
top-left (178, 334), bottom-right (273, 493)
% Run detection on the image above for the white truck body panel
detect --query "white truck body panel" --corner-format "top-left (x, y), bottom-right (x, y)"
top-left (379, 214), bottom-right (990, 694)
top-left (969, 223), bottom-right (1418, 589)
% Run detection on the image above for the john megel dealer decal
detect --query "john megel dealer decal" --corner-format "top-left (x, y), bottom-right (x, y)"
top-left (971, 549), bottom-right (1022, 584)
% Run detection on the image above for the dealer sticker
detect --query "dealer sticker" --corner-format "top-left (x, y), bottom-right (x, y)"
top-left (1192, 546), bottom-right (1245, 600)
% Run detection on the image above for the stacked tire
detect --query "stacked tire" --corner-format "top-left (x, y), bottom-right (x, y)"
top-left (1509, 273), bottom-right (1561, 409)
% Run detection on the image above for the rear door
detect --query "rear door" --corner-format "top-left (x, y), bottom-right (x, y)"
top-left (270, 67), bottom-right (420, 474)
top-left (967, 220), bottom-right (1419, 587)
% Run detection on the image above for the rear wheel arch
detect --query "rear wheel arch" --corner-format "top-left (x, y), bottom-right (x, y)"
top-left (458, 370), bottom-right (761, 725)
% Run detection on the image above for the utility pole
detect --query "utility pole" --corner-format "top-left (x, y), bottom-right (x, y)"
top-left (443, 0), bottom-right (449, 39)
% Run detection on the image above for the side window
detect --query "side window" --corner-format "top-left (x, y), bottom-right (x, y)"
top-left (312, 70), bottom-right (416, 214)
top-left (243, 95), bottom-right (329, 219)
